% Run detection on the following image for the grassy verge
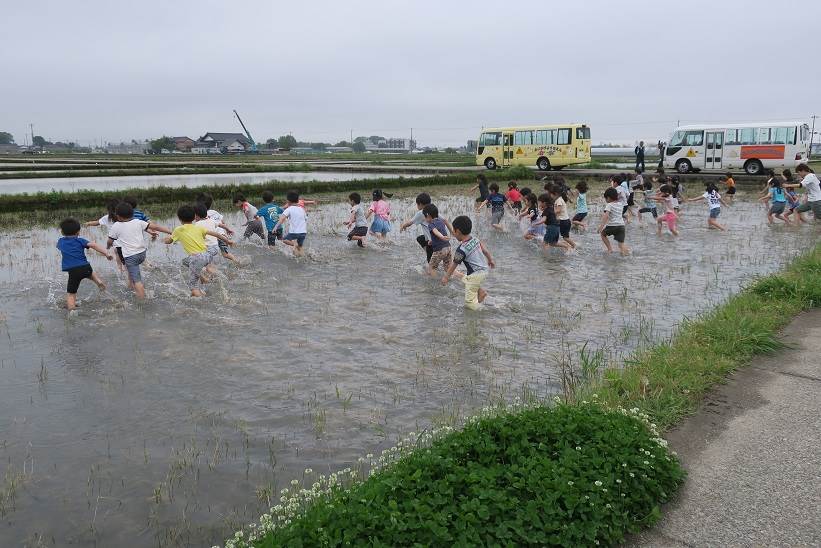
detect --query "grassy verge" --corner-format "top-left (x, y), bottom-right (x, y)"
top-left (220, 244), bottom-right (821, 547)
top-left (585, 243), bottom-right (821, 429)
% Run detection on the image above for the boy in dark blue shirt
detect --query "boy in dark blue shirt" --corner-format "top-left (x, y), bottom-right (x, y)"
top-left (476, 183), bottom-right (509, 230)
top-left (57, 218), bottom-right (113, 310)
top-left (256, 190), bottom-right (284, 246)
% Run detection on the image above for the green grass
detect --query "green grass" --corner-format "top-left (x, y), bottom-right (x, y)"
top-left (585, 244), bottom-right (821, 429)
top-left (235, 404), bottom-right (683, 548)
top-left (221, 244), bottom-right (821, 548)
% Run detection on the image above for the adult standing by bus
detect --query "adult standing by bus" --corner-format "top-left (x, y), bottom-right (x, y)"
top-left (635, 141), bottom-right (645, 172)
top-left (657, 140), bottom-right (665, 169)
top-left (785, 163), bottom-right (821, 221)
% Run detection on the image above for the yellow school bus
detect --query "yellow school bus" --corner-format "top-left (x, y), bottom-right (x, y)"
top-left (475, 124), bottom-right (591, 170)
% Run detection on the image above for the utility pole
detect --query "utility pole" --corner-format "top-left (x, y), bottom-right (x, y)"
top-left (410, 127), bottom-right (413, 150)
top-left (809, 114), bottom-right (817, 160)
top-left (30, 123), bottom-right (34, 147)
top-left (350, 129), bottom-right (353, 144)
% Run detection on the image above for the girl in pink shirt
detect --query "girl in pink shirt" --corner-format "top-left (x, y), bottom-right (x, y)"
top-left (366, 189), bottom-right (392, 239)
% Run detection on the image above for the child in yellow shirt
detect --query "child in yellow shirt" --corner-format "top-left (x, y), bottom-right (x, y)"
top-left (164, 205), bottom-right (233, 297)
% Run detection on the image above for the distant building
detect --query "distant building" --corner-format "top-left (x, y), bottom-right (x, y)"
top-left (326, 146), bottom-right (354, 153)
top-left (195, 132), bottom-right (252, 153)
top-left (0, 144), bottom-right (22, 154)
top-left (364, 137), bottom-right (417, 153)
top-left (172, 136), bottom-right (195, 152)
top-left (290, 147), bottom-right (316, 155)
top-left (105, 142), bottom-right (148, 154)
top-left (466, 140), bottom-right (478, 152)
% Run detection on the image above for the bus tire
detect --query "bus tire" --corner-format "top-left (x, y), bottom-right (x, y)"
top-left (744, 159), bottom-right (763, 175)
top-left (536, 157), bottom-right (551, 171)
top-left (675, 159), bottom-right (692, 174)
top-left (484, 157), bottom-right (497, 170)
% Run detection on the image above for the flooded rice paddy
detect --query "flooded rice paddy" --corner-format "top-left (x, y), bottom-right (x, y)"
top-left (0, 188), bottom-right (815, 546)
top-left (0, 171), bottom-right (425, 195)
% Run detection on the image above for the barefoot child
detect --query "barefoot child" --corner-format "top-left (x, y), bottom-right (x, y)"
top-left (196, 193), bottom-right (238, 264)
top-left (441, 215), bottom-right (495, 311)
top-left (571, 181), bottom-right (589, 230)
top-left (687, 183), bottom-right (729, 230)
top-left (194, 203), bottom-right (221, 275)
top-left (636, 181), bottom-right (657, 223)
top-left (85, 198), bottom-right (124, 272)
top-left (423, 204), bottom-right (452, 276)
top-left (598, 188), bottom-right (630, 255)
top-left (106, 202), bottom-right (171, 300)
top-left (257, 191), bottom-right (284, 246)
top-left (538, 193), bottom-right (572, 253)
top-left (506, 182), bottom-right (523, 213)
top-left (273, 190), bottom-right (308, 257)
top-left (759, 177), bottom-right (791, 225)
top-left (549, 184), bottom-right (576, 249)
top-left (519, 193), bottom-right (545, 240)
top-left (654, 184), bottom-right (680, 237)
top-left (345, 192), bottom-right (368, 247)
top-left (233, 194), bottom-right (265, 242)
top-left (58, 218), bottom-right (113, 310)
top-left (164, 205), bottom-right (233, 297)
top-left (400, 193), bottom-right (434, 265)
top-left (366, 189), bottom-right (392, 240)
top-left (476, 183), bottom-right (509, 230)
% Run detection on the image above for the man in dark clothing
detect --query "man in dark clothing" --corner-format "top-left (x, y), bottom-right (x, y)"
top-left (657, 140), bottom-right (666, 169)
top-left (635, 141), bottom-right (645, 172)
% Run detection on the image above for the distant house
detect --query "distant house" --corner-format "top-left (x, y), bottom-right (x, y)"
top-left (196, 132), bottom-right (252, 153)
top-left (0, 144), bottom-right (22, 154)
top-left (172, 136), bottom-right (195, 152)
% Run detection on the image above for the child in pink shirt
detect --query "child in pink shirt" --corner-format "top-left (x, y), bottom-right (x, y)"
top-left (366, 189), bottom-right (392, 239)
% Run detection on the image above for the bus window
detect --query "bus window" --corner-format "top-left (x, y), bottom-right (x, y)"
top-left (788, 127), bottom-right (797, 144)
top-left (671, 130), bottom-right (703, 147)
top-left (757, 128), bottom-right (772, 144)
top-left (800, 125), bottom-right (808, 142)
top-left (479, 132), bottom-right (501, 146)
top-left (740, 128), bottom-right (756, 145)
top-left (535, 129), bottom-right (555, 145)
top-left (576, 127), bottom-right (591, 140)
top-left (514, 131), bottom-right (533, 145)
top-left (772, 127), bottom-right (788, 144)
top-left (726, 129), bottom-right (740, 145)
top-left (557, 128), bottom-right (571, 145)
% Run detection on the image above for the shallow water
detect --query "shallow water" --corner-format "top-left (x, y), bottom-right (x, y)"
top-left (0, 190), bottom-right (815, 546)
top-left (0, 171), bottom-right (425, 195)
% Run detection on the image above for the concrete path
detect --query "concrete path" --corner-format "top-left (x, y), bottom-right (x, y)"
top-left (632, 309), bottom-right (821, 547)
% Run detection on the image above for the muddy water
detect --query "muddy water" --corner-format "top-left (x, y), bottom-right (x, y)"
top-left (0, 171), bottom-right (425, 195)
top-left (0, 190), bottom-right (815, 546)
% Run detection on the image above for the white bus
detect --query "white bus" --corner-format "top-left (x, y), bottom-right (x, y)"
top-left (663, 121), bottom-right (810, 175)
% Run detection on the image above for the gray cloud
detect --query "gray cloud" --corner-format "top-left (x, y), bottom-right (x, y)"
top-left (2, 0), bottom-right (819, 147)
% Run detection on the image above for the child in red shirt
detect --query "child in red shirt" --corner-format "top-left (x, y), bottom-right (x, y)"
top-left (506, 182), bottom-right (523, 213)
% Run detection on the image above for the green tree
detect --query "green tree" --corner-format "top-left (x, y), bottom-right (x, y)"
top-left (265, 138), bottom-right (279, 148)
top-left (32, 135), bottom-right (49, 147)
top-left (0, 132), bottom-right (14, 145)
top-left (278, 135), bottom-right (297, 149)
top-left (149, 136), bottom-right (175, 152)
top-left (444, 147), bottom-right (456, 154)
top-left (334, 140), bottom-right (351, 147)
top-left (352, 141), bottom-right (366, 153)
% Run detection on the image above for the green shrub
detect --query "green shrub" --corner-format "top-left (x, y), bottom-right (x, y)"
top-left (236, 404), bottom-right (684, 548)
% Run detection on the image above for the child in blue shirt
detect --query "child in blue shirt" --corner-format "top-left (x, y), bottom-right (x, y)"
top-left (256, 190), bottom-right (284, 246)
top-left (57, 218), bottom-right (113, 311)
top-left (476, 183), bottom-right (510, 230)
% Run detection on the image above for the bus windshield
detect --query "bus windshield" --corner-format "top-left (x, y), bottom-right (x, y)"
top-left (479, 132), bottom-right (501, 146)
top-left (671, 130), bottom-right (703, 147)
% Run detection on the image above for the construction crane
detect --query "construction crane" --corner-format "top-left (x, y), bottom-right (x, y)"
top-left (233, 109), bottom-right (258, 153)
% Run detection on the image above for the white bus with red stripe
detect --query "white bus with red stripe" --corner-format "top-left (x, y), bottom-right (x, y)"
top-left (663, 121), bottom-right (810, 175)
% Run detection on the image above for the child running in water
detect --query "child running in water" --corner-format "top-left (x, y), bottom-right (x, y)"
top-left (506, 182), bottom-right (523, 213)
top-left (423, 204), bottom-right (452, 276)
top-left (597, 188), bottom-right (629, 255)
top-left (164, 205), bottom-right (233, 297)
top-left (441, 215), bottom-right (495, 310)
top-left (548, 184), bottom-right (576, 249)
top-left (196, 193), bottom-right (238, 265)
top-left (344, 192), bottom-right (368, 247)
top-left (537, 192), bottom-right (572, 253)
top-left (636, 181), bottom-right (658, 223)
top-left (476, 183), bottom-right (509, 230)
top-left (233, 194), bottom-right (265, 242)
top-left (85, 197), bottom-right (125, 272)
top-left (399, 192), bottom-right (433, 265)
top-left (273, 191), bottom-right (308, 257)
top-left (519, 193), bottom-right (545, 240)
top-left (257, 191), bottom-right (284, 246)
top-left (654, 184), bottom-right (680, 236)
top-left (470, 174), bottom-right (489, 206)
top-left (687, 183), bottom-right (729, 230)
top-left (194, 203), bottom-right (221, 275)
top-left (759, 177), bottom-right (791, 225)
top-left (57, 218), bottom-right (113, 310)
top-left (366, 189), bottom-right (392, 240)
top-left (107, 202), bottom-right (171, 300)
top-left (571, 181), bottom-right (589, 230)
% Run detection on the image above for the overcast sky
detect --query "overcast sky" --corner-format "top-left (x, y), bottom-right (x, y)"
top-left (2, 0), bottom-right (819, 147)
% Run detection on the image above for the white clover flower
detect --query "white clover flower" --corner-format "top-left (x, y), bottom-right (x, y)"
top-left (602, 488), bottom-right (607, 493)
top-left (605, 504), bottom-right (611, 509)
top-left (576, 446), bottom-right (582, 451)
top-left (366, 453), bottom-right (373, 459)
top-left (643, 460), bottom-right (649, 465)
top-left (594, 480), bottom-right (603, 487)
top-left (567, 481), bottom-right (574, 486)
top-left (616, 479), bottom-right (622, 484)
top-left (622, 463), bottom-right (627, 467)
top-left (629, 472), bottom-right (635, 478)
top-left (290, 479), bottom-right (299, 486)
